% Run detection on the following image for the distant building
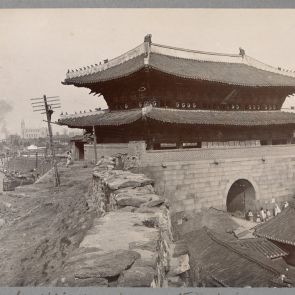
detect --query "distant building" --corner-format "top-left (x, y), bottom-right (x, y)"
top-left (21, 120), bottom-right (48, 139)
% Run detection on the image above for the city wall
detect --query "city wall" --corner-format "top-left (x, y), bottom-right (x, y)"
top-left (84, 141), bottom-right (295, 217)
top-left (59, 158), bottom-right (190, 287)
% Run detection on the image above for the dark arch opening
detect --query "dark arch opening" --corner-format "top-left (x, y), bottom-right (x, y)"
top-left (226, 179), bottom-right (256, 214)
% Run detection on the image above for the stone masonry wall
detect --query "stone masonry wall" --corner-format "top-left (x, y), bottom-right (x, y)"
top-left (131, 144), bottom-right (295, 216)
top-left (58, 157), bottom-right (190, 287)
top-left (139, 156), bottom-right (295, 215)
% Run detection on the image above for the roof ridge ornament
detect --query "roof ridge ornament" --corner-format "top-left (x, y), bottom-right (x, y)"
top-left (144, 34), bottom-right (152, 45)
top-left (144, 34), bottom-right (152, 65)
top-left (239, 47), bottom-right (246, 58)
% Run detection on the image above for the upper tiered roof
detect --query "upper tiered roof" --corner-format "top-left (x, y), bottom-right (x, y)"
top-left (63, 35), bottom-right (295, 88)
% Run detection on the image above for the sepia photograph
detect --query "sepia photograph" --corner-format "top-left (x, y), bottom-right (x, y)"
top-left (1, 6), bottom-right (295, 291)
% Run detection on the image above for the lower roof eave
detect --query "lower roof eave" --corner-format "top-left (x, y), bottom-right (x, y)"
top-left (57, 107), bottom-right (295, 128)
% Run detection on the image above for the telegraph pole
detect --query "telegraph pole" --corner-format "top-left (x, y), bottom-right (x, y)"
top-left (30, 95), bottom-right (61, 187)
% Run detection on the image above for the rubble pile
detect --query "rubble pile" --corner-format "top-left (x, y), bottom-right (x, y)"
top-left (59, 156), bottom-right (190, 287)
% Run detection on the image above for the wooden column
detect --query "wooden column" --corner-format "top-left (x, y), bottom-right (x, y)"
top-left (93, 126), bottom-right (98, 163)
top-left (143, 118), bottom-right (153, 150)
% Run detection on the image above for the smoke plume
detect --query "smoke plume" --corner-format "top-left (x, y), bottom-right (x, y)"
top-left (0, 100), bottom-right (13, 138)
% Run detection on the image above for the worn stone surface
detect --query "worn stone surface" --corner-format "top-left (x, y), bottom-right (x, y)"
top-left (115, 193), bottom-right (152, 208)
top-left (64, 249), bottom-right (140, 279)
top-left (114, 185), bottom-right (154, 196)
top-left (106, 172), bottom-right (154, 190)
top-left (129, 240), bottom-right (158, 252)
top-left (118, 266), bottom-right (155, 287)
top-left (173, 240), bottom-right (188, 257)
top-left (79, 212), bottom-right (159, 253)
top-left (145, 198), bottom-right (165, 208)
top-left (118, 206), bottom-right (135, 212)
top-left (135, 207), bottom-right (160, 214)
top-left (64, 276), bottom-right (108, 287)
top-left (132, 249), bottom-right (158, 269)
top-left (142, 216), bottom-right (160, 228)
top-left (167, 275), bottom-right (186, 287)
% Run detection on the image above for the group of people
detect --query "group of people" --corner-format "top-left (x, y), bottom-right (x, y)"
top-left (246, 201), bottom-right (289, 222)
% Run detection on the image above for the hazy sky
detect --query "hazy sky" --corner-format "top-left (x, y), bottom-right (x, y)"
top-left (1, 9), bottom-right (295, 138)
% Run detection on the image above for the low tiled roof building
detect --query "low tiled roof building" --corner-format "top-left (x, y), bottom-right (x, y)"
top-left (255, 202), bottom-right (295, 265)
top-left (186, 227), bottom-right (293, 287)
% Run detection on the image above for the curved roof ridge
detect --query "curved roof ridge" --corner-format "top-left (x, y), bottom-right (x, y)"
top-left (245, 55), bottom-right (295, 78)
top-left (151, 42), bottom-right (242, 65)
top-left (151, 42), bottom-right (295, 78)
top-left (152, 42), bottom-right (241, 58)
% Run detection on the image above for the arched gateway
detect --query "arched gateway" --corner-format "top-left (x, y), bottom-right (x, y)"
top-left (226, 179), bottom-right (256, 213)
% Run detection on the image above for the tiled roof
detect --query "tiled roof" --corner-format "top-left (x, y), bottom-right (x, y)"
top-left (146, 108), bottom-right (295, 126)
top-left (232, 238), bottom-right (288, 259)
top-left (58, 109), bottom-right (142, 128)
top-left (255, 204), bottom-right (295, 245)
top-left (185, 227), bottom-right (292, 287)
top-left (64, 54), bottom-right (145, 85)
top-left (58, 107), bottom-right (295, 128)
top-left (63, 40), bottom-right (295, 88)
top-left (58, 111), bottom-right (105, 128)
top-left (148, 53), bottom-right (295, 87)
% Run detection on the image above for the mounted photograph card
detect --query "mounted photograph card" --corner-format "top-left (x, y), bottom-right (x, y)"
top-left (1, 1), bottom-right (295, 295)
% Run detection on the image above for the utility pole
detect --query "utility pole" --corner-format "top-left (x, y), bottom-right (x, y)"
top-left (30, 95), bottom-right (61, 187)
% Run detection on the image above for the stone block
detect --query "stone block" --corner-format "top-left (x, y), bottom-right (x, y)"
top-left (132, 249), bottom-right (158, 269)
top-left (62, 277), bottom-right (108, 287)
top-left (64, 249), bottom-right (140, 279)
top-left (167, 275), bottom-right (186, 287)
top-left (173, 240), bottom-right (188, 257)
top-left (129, 240), bottom-right (158, 252)
top-left (118, 266), bottom-right (155, 287)
top-left (174, 193), bottom-right (187, 201)
top-left (183, 199), bottom-right (194, 207)
top-left (115, 194), bottom-right (152, 208)
top-left (173, 203), bottom-right (185, 213)
top-left (167, 254), bottom-right (190, 276)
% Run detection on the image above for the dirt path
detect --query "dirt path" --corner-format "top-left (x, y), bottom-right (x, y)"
top-left (0, 163), bottom-right (95, 286)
